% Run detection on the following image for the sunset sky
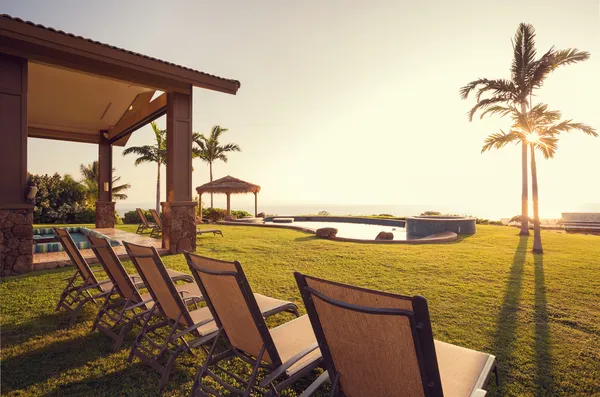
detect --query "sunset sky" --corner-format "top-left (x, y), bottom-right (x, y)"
top-left (3, 0), bottom-right (599, 219)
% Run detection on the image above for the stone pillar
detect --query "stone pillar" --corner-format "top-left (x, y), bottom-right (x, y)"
top-left (164, 90), bottom-right (196, 253)
top-left (95, 201), bottom-right (116, 229)
top-left (0, 54), bottom-right (33, 275)
top-left (161, 201), bottom-right (197, 253)
top-left (95, 135), bottom-right (115, 228)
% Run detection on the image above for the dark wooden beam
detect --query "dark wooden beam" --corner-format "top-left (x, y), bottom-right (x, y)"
top-left (107, 92), bottom-right (167, 145)
top-left (28, 127), bottom-right (100, 144)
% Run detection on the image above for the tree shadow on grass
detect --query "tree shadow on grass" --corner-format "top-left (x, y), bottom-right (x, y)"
top-left (1, 332), bottom-right (112, 394)
top-left (533, 253), bottom-right (554, 396)
top-left (491, 236), bottom-right (528, 394)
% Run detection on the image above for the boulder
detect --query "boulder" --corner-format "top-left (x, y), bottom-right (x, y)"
top-left (224, 215), bottom-right (237, 221)
top-left (375, 231), bottom-right (394, 240)
top-left (316, 227), bottom-right (338, 239)
top-left (257, 212), bottom-right (266, 218)
top-left (13, 255), bottom-right (33, 274)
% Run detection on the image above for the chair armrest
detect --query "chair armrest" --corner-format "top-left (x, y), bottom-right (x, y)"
top-left (259, 342), bottom-right (320, 387)
top-left (299, 371), bottom-right (330, 397)
top-left (471, 389), bottom-right (487, 397)
top-left (173, 318), bottom-right (215, 339)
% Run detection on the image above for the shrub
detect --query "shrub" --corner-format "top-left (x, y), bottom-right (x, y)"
top-left (421, 211), bottom-right (441, 216)
top-left (28, 173), bottom-right (89, 223)
top-left (123, 209), bottom-right (152, 224)
top-left (231, 210), bottom-right (251, 218)
top-left (318, 210), bottom-right (330, 216)
top-left (204, 208), bottom-right (227, 222)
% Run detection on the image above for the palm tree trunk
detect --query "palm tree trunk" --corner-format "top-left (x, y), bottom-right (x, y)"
top-left (156, 161), bottom-right (161, 213)
top-left (520, 102), bottom-right (530, 236)
top-left (209, 162), bottom-right (214, 208)
top-left (531, 144), bottom-right (543, 254)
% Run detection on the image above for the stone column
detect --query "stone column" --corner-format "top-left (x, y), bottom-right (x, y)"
top-left (95, 135), bottom-right (115, 228)
top-left (161, 201), bottom-right (197, 253)
top-left (0, 54), bottom-right (33, 275)
top-left (95, 201), bottom-right (116, 229)
top-left (164, 90), bottom-right (196, 253)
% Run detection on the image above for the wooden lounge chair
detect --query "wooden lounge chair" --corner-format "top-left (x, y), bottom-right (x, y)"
top-left (87, 235), bottom-right (197, 350)
top-left (124, 242), bottom-right (301, 391)
top-left (54, 228), bottom-right (193, 328)
top-left (294, 273), bottom-right (499, 397)
top-left (184, 252), bottom-right (322, 397)
top-left (196, 228), bottom-right (223, 237)
top-left (149, 209), bottom-right (163, 237)
top-left (136, 208), bottom-right (156, 234)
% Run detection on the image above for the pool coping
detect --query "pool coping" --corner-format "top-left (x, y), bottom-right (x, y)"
top-left (217, 219), bottom-right (457, 244)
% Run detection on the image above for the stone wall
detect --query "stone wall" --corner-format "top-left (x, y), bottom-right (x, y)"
top-left (95, 201), bottom-right (116, 228)
top-left (0, 208), bottom-right (33, 275)
top-left (161, 201), bottom-right (197, 253)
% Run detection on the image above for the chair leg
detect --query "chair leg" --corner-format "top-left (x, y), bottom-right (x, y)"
top-left (191, 330), bottom-right (222, 397)
top-left (493, 364), bottom-right (500, 386)
top-left (243, 346), bottom-right (266, 397)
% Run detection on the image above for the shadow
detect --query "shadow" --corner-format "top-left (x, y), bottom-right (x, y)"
top-left (1, 311), bottom-right (78, 348)
top-left (295, 236), bottom-right (319, 242)
top-left (533, 254), bottom-right (554, 396)
top-left (1, 332), bottom-right (112, 394)
top-left (491, 236), bottom-right (528, 394)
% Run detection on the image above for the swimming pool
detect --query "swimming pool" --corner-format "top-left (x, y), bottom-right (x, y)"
top-left (33, 227), bottom-right (120, 253)
top-left (268, 220), bottom-right (409, 241)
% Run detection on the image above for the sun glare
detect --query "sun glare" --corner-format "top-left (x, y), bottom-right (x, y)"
top-left (525, 133), bottom-right (541, 144)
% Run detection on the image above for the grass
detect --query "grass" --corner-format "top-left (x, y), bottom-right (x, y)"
top-left (2, 224), bottom-right (599, 396)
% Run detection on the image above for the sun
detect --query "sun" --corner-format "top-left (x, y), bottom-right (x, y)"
top-left (525, 133), bottom-right (541, 144)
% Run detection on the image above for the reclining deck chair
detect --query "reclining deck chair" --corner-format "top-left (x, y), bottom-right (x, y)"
top-left (136, 208), bottom-right (157, 234)
top-left (149, 209), bottom-right (163, 238)
top-left (184, 252), bottom-right (322, 397)
top-left (88, 235), bottom-right (198, 350)
top-left (294, 273), bottom-right (499, 397)
top-left (54, 228), bottom-right (193, 327)
top-left (124, 242), bottom-right (301, 391)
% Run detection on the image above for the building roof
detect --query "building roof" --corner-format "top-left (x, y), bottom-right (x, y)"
top-left (196, 176), bottom-right (261, 195)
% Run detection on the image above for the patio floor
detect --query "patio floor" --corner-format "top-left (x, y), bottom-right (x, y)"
top-left (33, 228), bottom-right (168, 271)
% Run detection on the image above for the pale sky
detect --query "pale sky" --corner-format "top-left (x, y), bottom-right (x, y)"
top-left (3, 0), bottom-right (599, 219)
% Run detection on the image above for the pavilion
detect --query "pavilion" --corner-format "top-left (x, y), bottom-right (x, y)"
top-left (196, 176), bottom-right (261, 220)
top-left (0, 14), bottom-right (240, 274)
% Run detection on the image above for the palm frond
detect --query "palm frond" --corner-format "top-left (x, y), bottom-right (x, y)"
top-left (481, 130), bottom-right (520, 152)
top-left (467, 96), bottom-right (512, 121)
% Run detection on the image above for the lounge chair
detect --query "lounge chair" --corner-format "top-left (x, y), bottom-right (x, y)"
top-left (54, 228), bottom-right (193, 327)
top-left (184, 251), bottom-right (322, 397)
top-left (294, 273), bottom-right (499, 397)
top-left (123, 242), bottom-right (301, 391)
top-left (87, 234), bottom-right (196, 350)
top-left (135, 208), bottom-right (156, 234)
top-left (149, 209), bottom-right (163, 237)
top-left (196, 228), bottom-right (223, 237)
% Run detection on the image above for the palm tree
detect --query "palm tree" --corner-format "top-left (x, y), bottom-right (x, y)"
top-left (79, 161), bottom-right (131, 206)
top-left (460, 23), bottom-right (590, 236)
top-left (122, 122), bottom-right (166, 212)
top-left (482, 103), bottom-right (597, 253)
top-left (192, 125), bottom-right (241, 207)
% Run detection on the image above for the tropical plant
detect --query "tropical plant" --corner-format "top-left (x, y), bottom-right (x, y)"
top-left (122, 122), bottom-right (166, 212)
top-left (481, 103), bottom-right (597, 253)
top-left (79, 161), bottom-right (131, 206)
top-left (460, 22), bottom-right (590, 236)
top-left (192, 125), bottom-right (241, 207)
top-left (27, 173), bottom-right (90, 223)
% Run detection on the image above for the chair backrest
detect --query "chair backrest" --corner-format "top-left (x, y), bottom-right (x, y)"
top-left (88, 235), bottom-right (141, 302)
top-left (137, 208), bottom-right (149, 226)
top-left (54, 228), bottom-right (99, 285)
top-left (184, 252), bottom-right (280, 365)
top-left (294, 273), bottom-right (443, 397)
top-left (149, 209), bottom-right (162, 228)
top-left (123, 242), bottom-right (193, 327)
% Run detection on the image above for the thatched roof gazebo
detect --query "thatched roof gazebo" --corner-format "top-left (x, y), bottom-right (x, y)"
top-left (196, 175), bottom-right (261, 219)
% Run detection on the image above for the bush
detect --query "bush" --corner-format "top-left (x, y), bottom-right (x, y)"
top-left (231, 210), bottom-right (251, 218)
top-left (318, 210), bottom-right (330, 216)
top-left (421, 211), bottom-right (441, 216)
top-left (204, 208), bottom-right (227, 222)
top-left (123, 209), bottom-right (152, 224)
top-left (28, 173), bottom-right (89, 223)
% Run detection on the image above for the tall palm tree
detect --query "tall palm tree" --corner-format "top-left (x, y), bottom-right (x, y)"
top-left (79, 161), bottom-right (131, 206)
top-left (192, 125), bottom-right (241, 207)
top-left (460, 23), bottom-right (590, 236)
top-left (482, 103), bottom-right (597, 253)
top-left (122, 122), bottom-right (166, 212)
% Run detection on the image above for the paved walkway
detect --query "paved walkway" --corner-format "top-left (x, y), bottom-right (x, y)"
top-left (33, 228), bottom-right (168, 270)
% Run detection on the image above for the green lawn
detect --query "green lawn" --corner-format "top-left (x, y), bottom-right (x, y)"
top-left (2, 224), bottom-right (599, 396)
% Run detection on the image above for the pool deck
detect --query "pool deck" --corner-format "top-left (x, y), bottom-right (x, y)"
top-left (33, 228), bottom-right (168, 271)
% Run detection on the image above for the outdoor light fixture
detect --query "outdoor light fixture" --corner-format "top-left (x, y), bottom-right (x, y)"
top-left (103, 182), bottom-right (109, 192)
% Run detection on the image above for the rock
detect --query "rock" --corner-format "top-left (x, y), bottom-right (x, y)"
top-left (13, 225), bottom-right (33, 239)
top-left (0, 219), bottom-right (13, 229)
top-left (316, 227), bottom-right (338, 239)
top-left (375, 231), bottom-right (394, 240)
top-left (224, 215), bottom-right (237, 221)
top-left (8, 212), bottom-right (27, 225)
top-left (19, 240), bottom-right (33, 254)
top-left (13, 255), bottom-right (33, 274)
top-left (7, 238), bottom-right (20, 250)
top-left (257, 212), bottom-right (266, 218)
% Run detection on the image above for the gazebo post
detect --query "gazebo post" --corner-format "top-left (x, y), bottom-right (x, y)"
top-left (254, 192), bottom-right (258, 217)
top-left (198, 193), bottom-right (202, 222)
top-left (226, 193), bottom-right (231, 216)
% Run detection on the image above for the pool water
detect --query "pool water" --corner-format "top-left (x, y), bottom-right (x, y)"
top-left (267, 221), bottom-right (408, 241)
